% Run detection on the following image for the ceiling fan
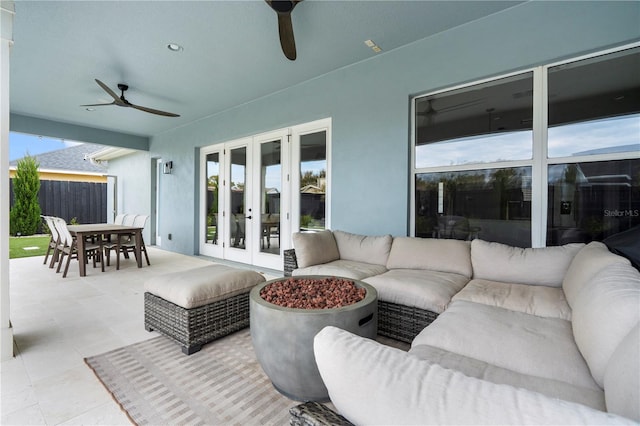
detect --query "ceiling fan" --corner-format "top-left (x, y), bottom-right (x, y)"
top-left (418, 98), bottom-right (483, 125)
top-left (265, 0), bottom-right (302, 61)
top-left (82, 79), bottom-right (180, 117)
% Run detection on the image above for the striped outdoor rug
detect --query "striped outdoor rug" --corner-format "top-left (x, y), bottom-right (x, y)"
top-left (85, 329), bottom-right (295, 425)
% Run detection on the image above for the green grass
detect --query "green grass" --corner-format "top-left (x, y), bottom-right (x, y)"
top-left (9, 235), bottom-right (51, 259)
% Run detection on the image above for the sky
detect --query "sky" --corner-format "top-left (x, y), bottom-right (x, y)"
top-left (9, 132), bottom-right (82, 161)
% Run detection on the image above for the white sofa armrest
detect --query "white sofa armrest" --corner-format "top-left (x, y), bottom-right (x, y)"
top-left (314, 326), bottom-right (635, 425)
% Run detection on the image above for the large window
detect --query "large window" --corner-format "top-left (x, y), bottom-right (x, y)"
top-left (413, 45), bottom-right (639, 247)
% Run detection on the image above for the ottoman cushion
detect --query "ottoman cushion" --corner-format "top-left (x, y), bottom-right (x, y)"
top-left (144, 264), bottom-right (265, 309)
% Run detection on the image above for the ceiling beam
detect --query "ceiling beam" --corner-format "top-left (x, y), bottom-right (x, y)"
top-left (10, 113), bottom-right (149, 151)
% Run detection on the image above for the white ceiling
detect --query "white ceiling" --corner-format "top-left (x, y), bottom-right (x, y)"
top-left (9, 0), bottom-right (523, 138)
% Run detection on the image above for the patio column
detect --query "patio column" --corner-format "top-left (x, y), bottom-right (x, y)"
top-left (0, 0), bottom-right (15, 361)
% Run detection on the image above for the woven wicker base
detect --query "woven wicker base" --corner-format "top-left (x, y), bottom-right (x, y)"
top-left (284, 249), bottom-right (439, 343)
top-left (378, 300), bottom-right (439, 343)
top-left (289, 402), bottom-right (354, 426)
top-left (284, 249), bottom-right (298, 277)
top-left (144, 291), bottom-right (250, 355)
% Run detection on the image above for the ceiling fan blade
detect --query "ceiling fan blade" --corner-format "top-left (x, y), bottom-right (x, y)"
top-left (94, 79), bottom-right (121, 102)
top-left (130, 103), bottom-right (180, 117)
top-left (80, 102), bottom-right (116, 107)
top-left (418, 98), bottom-right (485, 116)
top-left (266, 1), bottom-right (301, 61)
top-left (277, 13), bottom-right (296, 60)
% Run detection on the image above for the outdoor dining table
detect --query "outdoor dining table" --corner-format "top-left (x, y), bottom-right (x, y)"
top-left (67, 223), bottom-right (144, 277)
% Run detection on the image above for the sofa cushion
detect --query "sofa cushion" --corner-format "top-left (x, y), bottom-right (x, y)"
top-left (144, 264), bottom-right (265, 309)
top-left (571, 262), bottom-right (640, 388)
top-left (412, 300), bottom-right (600, 391)
top-left (604, 324), bottom-right (640, 421)
top-left (563, 241), bottom-right (631, 307)
top-left (333, 230), bottom-right (392, 266)
top-left (471, 239), bottom-right (584, 287)
top-left (452, 279), bottom-right (572, 320)
top-left (409, 344), bottom-right (605, 411)
top-left (386, 237), bottom-right (472, 278)
top-left (314, 326), bottom-right (630, 425)
top-left (292, 230), bottom-right (339, 268)
top-left (363, 269), bottom-right (468, 313)
top-left (292, 259), bottom-right (387, 280)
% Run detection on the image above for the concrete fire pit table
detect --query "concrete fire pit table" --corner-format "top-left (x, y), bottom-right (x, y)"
top-left (250, 276), bottom-right (378, 402)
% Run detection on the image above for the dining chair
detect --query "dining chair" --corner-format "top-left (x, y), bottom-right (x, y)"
top-left (104, 213), bottom-right (135, 260)
top-left (104, 214), bottom-right (149, 269)
top-left (232, 213), bottom-right (245, 248)
top-left (114, 213), bottom-right (126, 225)
top-left (118, 214), bottom-right (138, 260)
top-left (120, 214), bottom-right (151, 266)
top-left (103, 213), bottom-right (127, 251)
top-left (54, 218), bottom-right (103, 277)
top-left (122, 214), bottom-right (137, 226)
top-left (42, 215), bottom-right (61, 268)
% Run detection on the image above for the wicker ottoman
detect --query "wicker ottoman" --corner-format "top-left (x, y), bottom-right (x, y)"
top-left (144, 264), bottom-right (266, 355)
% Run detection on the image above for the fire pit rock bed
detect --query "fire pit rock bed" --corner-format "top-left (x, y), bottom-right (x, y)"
top-left (250, 276), bottom-right (377, 402)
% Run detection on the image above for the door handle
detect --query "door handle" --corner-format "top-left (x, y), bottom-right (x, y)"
top-left (245, 216), bottom-right (252, 220)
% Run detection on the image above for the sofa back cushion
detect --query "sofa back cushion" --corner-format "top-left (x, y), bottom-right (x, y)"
top-left (571, 262), bottom-right (640, 388)
top-left (604, 324), bottom-right (640, 421)
top-left (386, 237), bottom-right (472, 278)
top-left (471, 239), bottom-right (584, 287)
top-left (563, 242), bottom-right (631, 307)
top-left (292, 230), bottom-right (340, 268)
top-left (333, 230), bottom-right (392, 266)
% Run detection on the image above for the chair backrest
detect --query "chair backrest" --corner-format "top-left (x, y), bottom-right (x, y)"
top-left (122, 214), bottom-right (137, 226)
top-left (53, 217), bottom-right (73, 246)
top-left (44, 216), bottom-right (60, 242)
top-left (132, 215), bottom-right (149, 228)
top-left (114, 214), bottom-right (126, 225)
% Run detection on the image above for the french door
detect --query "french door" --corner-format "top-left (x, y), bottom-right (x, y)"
top-left (200, 131), bottom-right (289, 269)
top-left (199, 119), bottom-right (330, 270)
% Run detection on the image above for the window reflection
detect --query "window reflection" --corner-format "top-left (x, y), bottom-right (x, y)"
top-left (416, 167), bottom-right (532, 247)
top-left (230, 147), bottom-right (246, 249)
top-left (548, 115), bottom-right (640, 158)
top-left (300, 131), bottom-right (327, 230)
top-left (415, 72), bottom-right (533, 168)
top-left (205, 153), bottom-right (219, 245)
top-left (548, 47), bottom-right (640, 158)
top-left (260, 141), bottom-right (281, 254)
top-left (547, 159), bottom-right (640, 245)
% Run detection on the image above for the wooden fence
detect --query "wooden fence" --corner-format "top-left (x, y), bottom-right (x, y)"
top-left (9, 179), bottom-right (107, 229)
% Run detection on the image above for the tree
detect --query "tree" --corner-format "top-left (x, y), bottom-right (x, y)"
top-left (301, 169), bottom-right (326, 188)
top-left (10, 155), bottom-right (41, 236)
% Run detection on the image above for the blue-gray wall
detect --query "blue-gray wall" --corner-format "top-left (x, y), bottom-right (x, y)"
top-left (115, 1), bottom-right (640, 255)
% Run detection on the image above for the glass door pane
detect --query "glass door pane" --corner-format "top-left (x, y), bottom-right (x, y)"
top-left (259, 140), bottom-right (281, 254)
top-left (204, 152), bottom-right (220, 246)
top-left (300, 131), bottom-right (327, 230)
top-left (230, 147), bottom-right (247, 249)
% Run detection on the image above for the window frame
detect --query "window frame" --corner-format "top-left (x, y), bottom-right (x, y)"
top-left (410, 42), bottom-right (640, 247)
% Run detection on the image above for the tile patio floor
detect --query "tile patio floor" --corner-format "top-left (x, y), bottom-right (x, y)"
top-left (1, 247), bottom-right (279, 425)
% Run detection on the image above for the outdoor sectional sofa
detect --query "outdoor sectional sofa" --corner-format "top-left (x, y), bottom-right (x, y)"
top-left (285, 230), bottom-right (640, 424)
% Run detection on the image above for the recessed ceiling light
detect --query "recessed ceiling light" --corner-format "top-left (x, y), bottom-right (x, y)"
top-left (167, 43), bottom-right (183, 52)
top-left (364, 39), bottom-right (382, 53)
top-left (85, 107), bottom-right (95, 112)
